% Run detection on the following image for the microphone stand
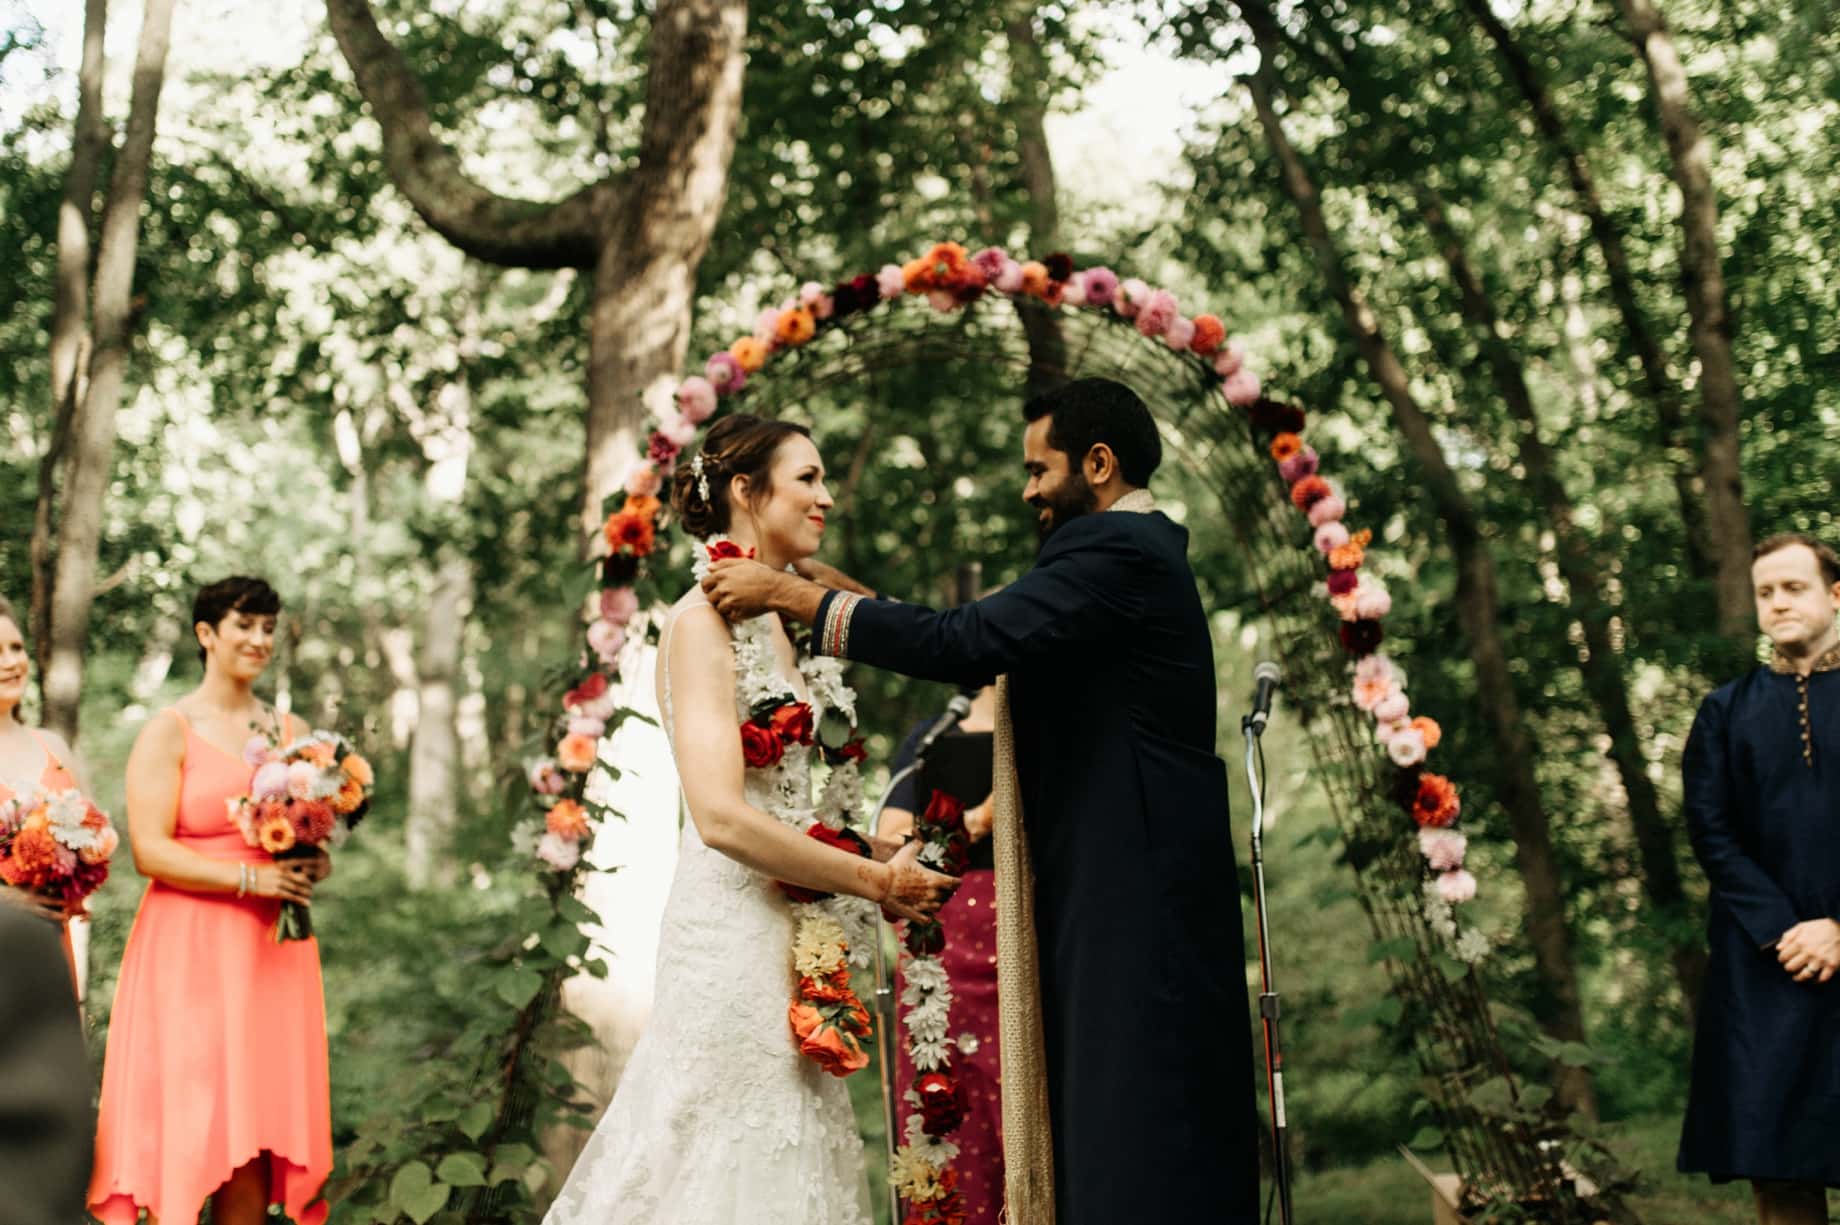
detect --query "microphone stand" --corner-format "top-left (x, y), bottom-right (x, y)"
top-left (868, 761), bottom-right (919, 1225)
top-left (1244, 709), bottom-right (1295, 1225)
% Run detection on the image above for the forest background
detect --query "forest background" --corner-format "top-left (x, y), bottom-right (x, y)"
top-left (1, 0), bottom-right (1836, 1221)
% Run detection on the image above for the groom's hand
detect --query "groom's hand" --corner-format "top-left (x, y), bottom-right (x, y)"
top-left (703, 559), bottom-right (828, 626)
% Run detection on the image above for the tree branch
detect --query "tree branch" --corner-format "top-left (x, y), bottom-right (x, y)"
top-left (324, 0), bottom-right (608, 270)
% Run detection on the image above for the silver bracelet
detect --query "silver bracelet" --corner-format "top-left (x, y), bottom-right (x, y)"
top-left (236, 863), bottom-right (249, 898)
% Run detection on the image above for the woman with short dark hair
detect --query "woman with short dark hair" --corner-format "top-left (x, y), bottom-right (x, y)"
top-left (89, 577), bottom-right (332, 1225)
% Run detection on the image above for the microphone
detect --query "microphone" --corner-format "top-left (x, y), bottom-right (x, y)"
top-left (1247, 661), bottom-right (1282, 734)
top-left (914, 691), bottom-right (975, 756)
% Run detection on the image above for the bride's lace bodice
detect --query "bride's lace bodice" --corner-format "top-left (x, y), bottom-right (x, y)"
top-left (543, 598), bottom-right (870, 1225)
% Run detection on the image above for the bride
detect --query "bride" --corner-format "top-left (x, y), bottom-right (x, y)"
top-left (545, 414), bottom-right (960, 1224)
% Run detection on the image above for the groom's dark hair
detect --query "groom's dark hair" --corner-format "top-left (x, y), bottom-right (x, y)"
top-left (1021, 377), bottom-right (1162, 487)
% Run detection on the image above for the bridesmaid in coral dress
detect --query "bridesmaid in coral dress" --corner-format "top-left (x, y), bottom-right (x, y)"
top-left (0, 595), bottom-right (97, 987)
top-left (90, 576), bottom-right (333, 1225)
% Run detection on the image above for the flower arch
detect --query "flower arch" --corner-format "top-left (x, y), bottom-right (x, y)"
top-left (520, 242), bottom-right (1627, 1220)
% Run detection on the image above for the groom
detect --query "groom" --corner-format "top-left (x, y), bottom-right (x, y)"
top-left (703, 377), bottom-right (1258, 1224)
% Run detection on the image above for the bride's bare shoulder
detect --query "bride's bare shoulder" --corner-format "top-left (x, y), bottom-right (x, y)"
top-left (664, 594), bottom-right (730, 655)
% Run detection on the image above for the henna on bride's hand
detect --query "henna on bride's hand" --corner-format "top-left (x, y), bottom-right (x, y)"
top-left (876, 841), bottom-right (960, 923)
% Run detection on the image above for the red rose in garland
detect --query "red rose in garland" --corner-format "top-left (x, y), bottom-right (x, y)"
top-left (739, 721), bottom-right (784, 769)
top-left (778, 825), bottom-right (871, 903)
top-left (705, 540), bottom-right (755, 564)
top-left (768, 701), bottom-right (816, 746)
top-left (915, 1071), bottom-right (968, 1136)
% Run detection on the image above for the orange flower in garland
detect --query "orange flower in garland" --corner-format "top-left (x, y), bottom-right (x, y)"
top-left (546, 798), bottom-right (592, 841)
top-left (1191, 313), bottom-right (1227, 355)
top-left (1411, 716), bottom-right (1443, 750)
top-left (1328, 529), bottom-right (1374, 572)
top-left (1270, 432), bottom-right (1304, 462)
top-left (774, 307), bottom-right (817, 346)
top-left (1290, 475), bottom-right (1332, 511)
top-left (602, 500), bottom-right (658, 558)
top-left (729, 336), bottom-right (770, 372)
top-left (904, 243), bottom-right (977, 295)
top-left (1411, 773), bottom-right (1462, 828)
top-left (1019, 260), bottom-right (1050, 296)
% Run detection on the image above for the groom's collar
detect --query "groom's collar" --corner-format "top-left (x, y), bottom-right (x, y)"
top-left (1106, 488), bottom-right (1157, 515)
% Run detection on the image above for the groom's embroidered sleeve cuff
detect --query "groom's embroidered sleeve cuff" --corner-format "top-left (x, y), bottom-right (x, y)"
top-left (815, 590), bottom-right (864, 659)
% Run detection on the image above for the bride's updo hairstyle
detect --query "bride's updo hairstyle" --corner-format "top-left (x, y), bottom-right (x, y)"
top-left (671, 414), bottom-right (813, 540)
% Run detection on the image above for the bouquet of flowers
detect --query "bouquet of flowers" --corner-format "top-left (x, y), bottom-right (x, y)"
top-left (0, 785), bottom-right (117, 911)
top-left (229, 730), bottom-right (373, 942)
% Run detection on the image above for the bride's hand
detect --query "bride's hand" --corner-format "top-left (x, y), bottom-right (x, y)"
top-left (867, 833), bottom-right (907, 863)
top-left (878, 840), bottom-right (959, 924)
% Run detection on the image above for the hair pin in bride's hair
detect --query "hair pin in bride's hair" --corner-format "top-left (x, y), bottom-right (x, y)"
top-left (691, 452), bottom-right (711, 503)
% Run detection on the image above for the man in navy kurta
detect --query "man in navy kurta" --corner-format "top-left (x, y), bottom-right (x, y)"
top-left (1679, 532), bottom-right (1840, 1225)
top-left (704, 378), bottom-right (1258, 1223)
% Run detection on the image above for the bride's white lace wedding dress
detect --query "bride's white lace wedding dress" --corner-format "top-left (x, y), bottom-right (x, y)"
top-left (543, 596), bottom-right (872, 1225)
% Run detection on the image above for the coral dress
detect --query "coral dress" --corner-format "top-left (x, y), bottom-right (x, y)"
top-left (89, 709), bottom-right (332, 1225)
top-left (0, 730), bottom-right (81, 989)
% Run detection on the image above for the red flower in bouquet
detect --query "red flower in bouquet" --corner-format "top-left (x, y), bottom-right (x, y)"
top-left (6, 821), bottom-right (63, 885)
top-left (768, 702), bottom-right (816, 746)
top-left (740, 721), bottom-right (784, 769)
top-left (920, 789), bottom-right (966, 834)
top-left (705, 540), bottom-right (756, 564)
top-left (564, 672), bottom-right (609, 711)
top-left (836, 738), bottom-right (868, 765)
top-left (292, 799), bottom-right (337, 846)
top-left (916, 1071), bottom-right (968, 1137)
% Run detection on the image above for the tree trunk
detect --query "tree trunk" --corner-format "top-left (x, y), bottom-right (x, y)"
top-left (1418, 187), bottom-right (1707, 1021)
top-left (41, 0), bottom-right (178, 744)
top-left (404, 291), bottom-right (481, 891)
top-left (326, 0), bottom-right (747, 551)
top-left (1459, 0), bottom-right (1714, 584)
top-left (31, 0), bottom-right (109, 679)
top-left (1238, 20), bottom-right (1597, 1117)
top-left (1006, 8), bottom-right (1067, 399)
top-left (580, 0), bottom-right (746, 540)
top-left (1616, 0), bottom-right (1753, 661)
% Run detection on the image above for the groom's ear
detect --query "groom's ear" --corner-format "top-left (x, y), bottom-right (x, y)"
top-left (1084, 443), bottom-right (1119, 486)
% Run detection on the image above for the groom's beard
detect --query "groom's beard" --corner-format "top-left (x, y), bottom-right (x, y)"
top-left (1034, 472), bottom-right (1099, 547)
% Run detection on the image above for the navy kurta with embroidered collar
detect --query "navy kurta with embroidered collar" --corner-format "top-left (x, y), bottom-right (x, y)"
top-left (1679, 645), bottom-right (1840, 1185)
top-left (814, 506), bottom-right (1258, 1224)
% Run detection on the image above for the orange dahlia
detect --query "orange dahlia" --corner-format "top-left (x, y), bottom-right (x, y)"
top-left (557, 732), bottom-right (599, 773)
top-left (602, 509), bottom-right (656, 558)
top-left (341, 753), bottom-right (374, 788)
top-left (1191, 314), bottom-right (1227, 355)
top-left (1019, 261), bottom-right (1050, 296)
top-left (298, 742), bottom-right (335, 768)
top-left (331, 775), bottom-right (366, 816)
top-left (1411, 773), bottom-right (1461, 828)
top-left (257, 813), bottom-right (297, 853)
top-left (1269, 432), bottom-right (1304, 462)
top-left (1412, 716), bottom-right (1443, 750)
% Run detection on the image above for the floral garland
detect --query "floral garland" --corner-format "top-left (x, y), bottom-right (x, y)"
top-left (889, 789), bottom-right (973, 1223)
top-left (694, 538), bottom-right (882, 1076)
top-left (1252, 404), bottom-right (1485, 958)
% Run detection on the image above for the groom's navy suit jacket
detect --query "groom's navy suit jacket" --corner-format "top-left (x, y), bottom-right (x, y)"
top-left (817, 507), bottom-right (1258, 1224)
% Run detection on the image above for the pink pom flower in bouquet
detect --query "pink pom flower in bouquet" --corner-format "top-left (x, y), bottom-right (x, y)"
top-left (705, 351), bottom-right (746, 394)
top-left (1353, 670), bottom-right (1400, 712)
top-left (1375, 716), bottom-right (1413, 746)
top-left (601, 585), bottom-right (639, 626)
top-left (1061, 274), bottom-right (1088, 306)
top-left (754, 307), bottom-right (783, 341)
top-left (1164, 316), bottom-right (1197, 351)
top-left (80, 823), bottom-right (118, 866)
top-left (243, 736), bottom-right (272, 768)
top-left (877, 264), bottom-right (906, 299)
top-left (252, 761), bottom-right (290, 801)
top-left (1437, 870), bottom-right (1477, 904)
top-left (1081, 266), bottom-right (1119, 307)
top-left (994, 259), bottom-right (1025, 294)
top-left (537, 831), bottom-right (582, 871)
top-left (1355, 580), bottom-right (1393, 620)
top-left (799, 280), bottom-right (834, 318)
top-left (675, 377), bottom-right (717, 424)
top-left (1419, 828), bottom-right (1467, 872)
top-left (1355, 654), bottom-right (1400, 687)
top-left (1373, 691), bottom-right (1410, 724)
